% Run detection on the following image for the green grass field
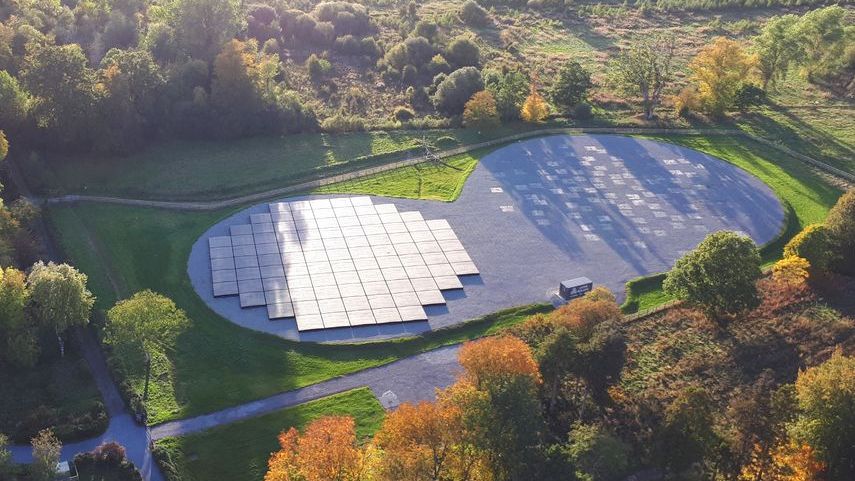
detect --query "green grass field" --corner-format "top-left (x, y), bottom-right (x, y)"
top-left (154, 388), bottom-right (385, 481)
top-left (22, 124), bottom-right (556, 201)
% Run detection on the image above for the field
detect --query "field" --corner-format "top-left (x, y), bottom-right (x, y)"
top-left (154, 388), bottom-right (385, 481)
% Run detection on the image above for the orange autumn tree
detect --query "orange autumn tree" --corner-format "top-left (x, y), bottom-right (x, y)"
top-left (458, 336), bottom-right (542, 389)
top-left (520, 77), bottom-right (548, 122)
top-left (373, 399), bottom-right (489, 481)
top-left (265, 416), bottom-right (368, 481)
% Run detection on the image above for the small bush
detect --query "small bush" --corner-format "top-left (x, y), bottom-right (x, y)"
top-left (673, 87), bottom-right (700, 118)
top-left (94, 441), bottom-right (127, 465)
top-left (734, 84), bottom-right (767, 110)
top-left (783, 224), bottom-right (833, 272)
top-left (321, 114), bottom-right (366, 132)
top-left (393, 106), bottom-right (416, 122)
top-left (460, 0), bottom-right (489, 27)
top-left (572, 102), bottom-right (593, 119)
top-left (306, 54), bottom-right (332, 82)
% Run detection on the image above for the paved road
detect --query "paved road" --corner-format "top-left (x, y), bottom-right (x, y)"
top-left (150, 344), bottom-right (460, 440)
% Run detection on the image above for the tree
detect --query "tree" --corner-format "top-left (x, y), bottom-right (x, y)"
top-left (0, 131), bottom-right (7, 163)
top-left (0, 433), bottom-right (14, 479)
top-left (168, 0), bottom-right (242, 61)
top-left (463, 90), bottom-right (499, 129)
top-left (609, 35), bottom-right (676, 120)
top-left (0, 266), bottom-right (38, 367)
top-left (211, 39), bottom-right (273, 135)
top-left (374, 400), bottom-right (486, 481)
top-left (688, 37), bottom-right (757, 117)
top-left (783, 224), bottom-right (832, 273)
top-left (27, 261), bottom-right (95, 355)
top-left (485, 70), bottom-right (528, 121)
top-left (791, 350), bottom-right (855, 481)
top-left (432, 67), bottom-right (484, 116)
top-left (459, 336), bottom-right (541, 389)
top-left (265, 416), bottom-right (367, 481)
top-left (565, 423), bottom-right (631, 481)
top-left (550, 61), bottom-right (593, 111)
top-left (521, 80), bottom-right (548, 122)
top-left (663, 231), bottom-right (762, 321)
top-left (655, 388), bottom-right (719, 476)
top-left (792, 6), bottom-right (852, 80)
top-left (824, 189), bottom-right (855, 274)
top-left (536, 327), bottom-right (579, 414)
top-left (21, 43), bottom-right (97, 146)
top-left (30, 429), bottom-right (61, 481)
top-left (0, 70), bottom-right (29, 130)
top-left (753, 14), bottom-right (800, 89)
top-left (105, 290), bottom-right (190, 373)
top-left (445, 36), bottom-right (480, 69)
top-left (455, 337), bottom-right (548, 480)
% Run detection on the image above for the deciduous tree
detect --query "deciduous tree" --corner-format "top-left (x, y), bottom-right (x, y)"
top-left (0, 266), bottom-right (38, 367)
top-left (30, 429), bottom-right (61, 481)
top-left (791, 349), bottom-right (855, 481)
top-left (459, 336), bottom-right (541, 389)
top-left (753, 14), bottom-right (800, 89)
top-left (663, 231), bottom-right (762, 321)
top-left (609, 35), bottom-right (676, 119)
top-left (824, 189), bottom-right (855, 274)
top-left (550, 60), bottom-right (593, 112)
top-left (168, 0), bottom-right (242, 61)
top-left (521, 80), bottom-right (548, 122)
top-left (433, 67), bottom-right (484, 116)
top-left (105, 290), bottom-right (190, 374)
top-left (462, 90), bottom-right (499, 129)
top-left (688, 37), bottom-right (757, 117)
top-left (27, 261), bottom-right (95, 355)
top-left (485, 70), bottom-right (529, 121)
top-left (266, 416), bottom-right (368, 481)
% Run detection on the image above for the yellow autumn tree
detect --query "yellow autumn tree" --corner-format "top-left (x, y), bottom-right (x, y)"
top-left (463, 90), bottom-right (500, 129)
top-left (458, 335), bottom-right (542, 388)
top-left (688, 37), bottom-right (757, 117)
top-left (520, 80), bottom-right (548, 122)
top-left (265, 416), bottom-right (368, 481)
top-left (373, 399), bottom-right (489, 481)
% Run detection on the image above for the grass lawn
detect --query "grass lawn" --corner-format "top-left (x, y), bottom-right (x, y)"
top-left (153, 388), bottom-right (385, 481)
top-left (315, 150), bottom-right (482, 201)
top-left (22, 124), bottom-right (558, 201)
top-left (621, 134), bottom-right (842, 313)
top-left (0, 347), bottom-right (107, 444)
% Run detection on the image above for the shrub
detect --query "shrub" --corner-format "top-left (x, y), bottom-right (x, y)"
top-left (413, 20), bottom-right (438, 41)
top-left (463, 90), bottom-right (499, 129)
top-left (432, 67), bottom-right (484, 115)
top-left (772, 256), bottom-right (811, 287)
top-left (401, 64), bottom-right (419, 85)
top-left (445, 36), bottom-right (481, 68)
top-left (393, 106), bottom-right (416, 122)
top-left (784, 223), bottom-right (833, 273)
top-left (460, 0), bottom-right (490, 27)
top-left (93, 441), bottom-right (127, 465)
top-left (673, 87), bottom-right (700, 117)
top-left (321, 114), bottom-right (365, 132)
top-left (334, 35), bottom-right (362, 55)
top-left (427, 54), bottom-right (451, 76)
top-left (306, 54), bottom-right (332, 82)
top-left (566, 424), bottom-right (632, 481)
top-left (572, 102), bottom-right (593, 119)
top-left (663, 231), bottom-right (762, 321)
top-left (824, 189), bottom-right (855, 274)
top-left (311, 21), bottom-right (336, 46)
top-left (383, 36), bottom-right (434, 72)
top-left (733, 83), bottom-right (767, 110)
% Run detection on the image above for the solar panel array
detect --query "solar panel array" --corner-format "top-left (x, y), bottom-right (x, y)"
top-left (208, 196), bottom-right (479, 331)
